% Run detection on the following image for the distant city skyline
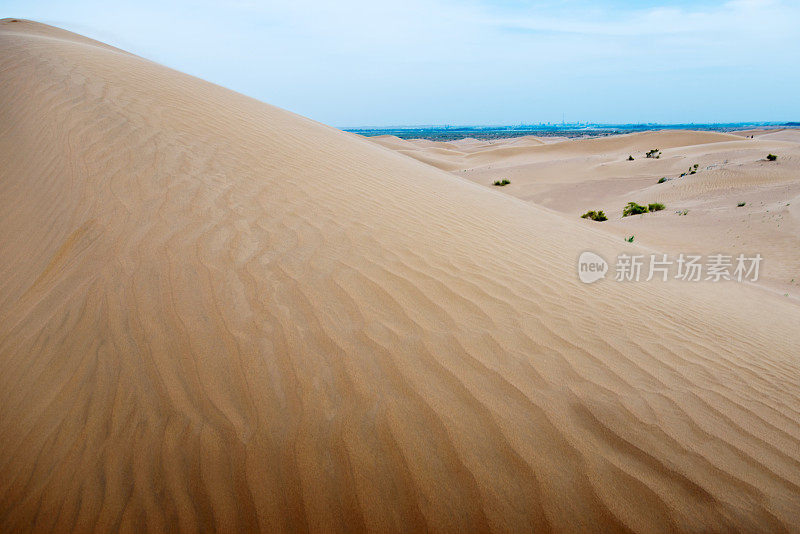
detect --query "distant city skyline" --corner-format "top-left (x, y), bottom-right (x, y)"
top-left (4, 0), bottom-right (799, 126)
top-left (343, 121), bottom-right (795, 141)
top-left (342, 120), bottom-right (795, 129)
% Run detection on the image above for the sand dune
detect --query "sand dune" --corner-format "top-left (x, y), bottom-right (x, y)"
top-left (3, 19), bottom-right (800, 532)
top-left (374, 129), bottom-right (800, 297)
top-left (753, 129), bottom-right (800, 143)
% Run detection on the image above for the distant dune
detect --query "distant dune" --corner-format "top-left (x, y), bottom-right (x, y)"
top-left (372, 129), bottom-right (800, 298)
top-left (3, 19), bottom-right (800, 532)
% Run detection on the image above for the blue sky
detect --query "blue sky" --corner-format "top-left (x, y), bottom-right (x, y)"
top-left (3, 0), bottom-right (798, 126)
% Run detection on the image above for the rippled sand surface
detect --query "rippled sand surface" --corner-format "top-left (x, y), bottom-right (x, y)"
top-left (2, 19), bottom-right (800, 533)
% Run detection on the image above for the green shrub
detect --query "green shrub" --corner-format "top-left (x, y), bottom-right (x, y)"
top-left (580, 210), bottom-right (608, 222)
top-left (767, 154), bottom-right (778, 161)
top-left (622, 202), bottom-right (649, 217)
top-left (628, 155), bottom-right (634, 161)
top-left (737, 201), bottom-right (746, 207)
top-left (648, 202), bottom-right (665, 212)
top-left (646, 149), bottom-right (661, 159)
top-left (657, 177), bottom-right (667, 184)
top-left (492, 179), bottom-right (510, 186)
top-left (625, 235), bottom-right (635, 243)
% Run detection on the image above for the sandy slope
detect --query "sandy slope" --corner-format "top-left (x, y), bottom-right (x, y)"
top-left (373, 130), bottom-right (800, 297)
top-left (2, 19), bottom-right (800, 533)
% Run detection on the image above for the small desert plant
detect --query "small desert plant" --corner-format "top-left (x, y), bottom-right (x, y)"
top-left (580, 210), bottom-right (608, 222)
top-left (676, 209), bottom-right (689, 216)
top-left (648, 202), bottom-right (665, 212)
top-left (737, 201), bottom-right (746, 207)
top-left (628, 155), bottom-right (634, 161)
top-left (624, 235), bottom-right (635, 243)
top-left (492, 179), bottom-right (511, 186)
top-left (622, 202), bottom-right (649, 217)
top-left (693, 164), bottom-right (699, 170)
top-left (645, 148), bottom-right (661, 159)
top-left (767, 154), bottom-right (778, 161)
top-left (657, 177), bottom-right (667, 184)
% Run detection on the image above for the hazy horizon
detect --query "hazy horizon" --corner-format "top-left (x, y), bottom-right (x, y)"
top-left (341, 120), bottom-right (797, 129)
top-left (3, 0), bottom-right (799, 127)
